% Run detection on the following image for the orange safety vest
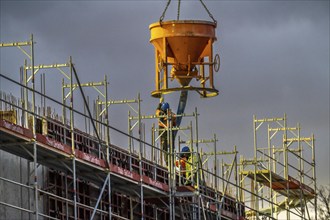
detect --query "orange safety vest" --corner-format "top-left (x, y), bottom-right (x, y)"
top-left (175, 157), bottom-right (187, 175)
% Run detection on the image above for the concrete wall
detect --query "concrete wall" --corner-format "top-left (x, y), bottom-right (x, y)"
top-left (0, 151), bottom-right (46, 220)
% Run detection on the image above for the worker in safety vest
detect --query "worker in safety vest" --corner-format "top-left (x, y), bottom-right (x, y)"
top-left (184, 149), bottom-right (199, 186)
top-left (175, 146), bottom-right (190, 176)
top-left (156, 102), bottom-right (176, 166)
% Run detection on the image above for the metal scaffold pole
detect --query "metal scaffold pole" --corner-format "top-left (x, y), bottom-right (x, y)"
top-left (104, 74), bottom-right (112, 220)
top-left (138, 93), bottom-right (144, 220)
top-left (128, 110), bottom-right (132, 169)
top-left (170, 109), bottom-right (176, 220)
top-left (167, 108), bottom-right (173, 220)
top-left (312, 134), bottom-right (317, 220)
top-left (283, 113), bottom-right (290, 220)
top-left (298, 123), bottom-right (305, 219)
top-left (30, 33), bottom-right (39, 220)
top-left (62, 79), bottom-right (66, 125)
top-left (23, 59), bottom-right (28, 128)
top-left (69, 56), bottom-right (78, 220)
top-left (252, 115), bottom-right (258, 219)
top-left (267, 124), bottom-right (274, 219)
top-left (194, 107), bottom-right (201, 220)
top-left (234, 145), bottom-right (239, 220)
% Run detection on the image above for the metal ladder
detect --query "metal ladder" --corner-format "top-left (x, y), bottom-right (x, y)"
top-left (178, 154), bottom-right (213, 220)
top-left (179, 196), bottom-right (199, 220)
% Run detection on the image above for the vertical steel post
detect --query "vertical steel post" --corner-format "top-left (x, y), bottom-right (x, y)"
top-left (252, 115), bottom-right (258, 217)
top-left (234, 145), bottom-right (239, 220)
top-left (105, 75), bottom-right (109, 158)
top-left (84, 97), bottom-right (87, 133)
top-left (23, 59), bottom-right (28, 128)
top-left (62, 79), bottom-right (66, 125)
top-left (96, 96), bottom-right (99, 138)
top-left (43, 73), bottom-right (46, 117)
top-left (137, 93), bottom-right (144, 220)
top-left (104, 75), bottom-right (112, 220)
top-left (27, 160), bottom-right (32, 220)
top-left (19, 66), bottom-right (23, 126)
top-left (272, 135), bottom-right (278, 217)
top-left (32, 126), bottom-right (38, 219)
top-left (169, 109), bottom-right (175, 219)
top-left (130, 198), bottom-right (133, 220)
top-left (40, 74), bottom-right (42, 116)
top-left (283, 113), bottom-right (290, 220)
top-left (166, 109), bottom-right (173, 220)
top-left (312, 134), bottom-right (317, 220)
top-left (128, 110), bottom-right (132, 169)
top-left (298, 123), bottom-right (305, 218)
top-left (151, 123), bottom-right (155, 163)
top-left (221, 159), bottom-right (224, 192)
top-left (69, 56), bottom-right (77, 220)
top-left (178, 136), bottom-right (182, 186)
top-left (214, 133), bottom-right (217, 191)
top-left (30, 34), bottom-right (39, 220)
top-left (65, 172), bottom-right (69, 220)
top-left (190, 121), bottom-right (193, 152)
top-left (143, 123), bottom-right (146, 159)
top-left (239, 156), bottom-right (244, 202)
top-left (268, 124), bottom-right (274, 218)
top-left (194, 107), bottom-right (201, 219)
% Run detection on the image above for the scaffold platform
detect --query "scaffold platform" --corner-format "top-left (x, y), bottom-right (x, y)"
top-left (240, 170), bottom-right (315, 199)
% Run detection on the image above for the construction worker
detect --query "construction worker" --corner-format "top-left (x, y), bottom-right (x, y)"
top-left (156, 101), bottom-right (176, 166)
top-left (175, 146), bottom-right (190, 184)
top-left (185, 148), bottom-right (199, 186)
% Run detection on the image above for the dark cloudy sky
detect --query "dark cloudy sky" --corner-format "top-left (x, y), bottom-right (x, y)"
top-left (1, 0), bottom-right (329, 187)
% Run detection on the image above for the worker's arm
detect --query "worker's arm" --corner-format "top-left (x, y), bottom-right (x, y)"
top-left (156, 108), bottom-right (167, 128)
top-left (157, 103), bottom-right (162, 111)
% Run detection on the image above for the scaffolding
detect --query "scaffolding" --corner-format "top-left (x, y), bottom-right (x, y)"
top-left (0, 36), bottom-right (317, 220)
top-left (239, 115), bottom-right (317, 220)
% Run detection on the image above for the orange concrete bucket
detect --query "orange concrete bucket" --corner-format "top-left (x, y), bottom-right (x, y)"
top-left (150, 20), bottom-right (217, 87)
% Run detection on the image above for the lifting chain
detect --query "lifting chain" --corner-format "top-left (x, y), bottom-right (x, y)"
top-left (199, 0), bottom-right (217, 24)
top-left (159, 0), bottom-right (172, 23)
top-left (159, 0), bottom-right (217, 24)
top-left (177, 0), bottom-right (181, 20)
